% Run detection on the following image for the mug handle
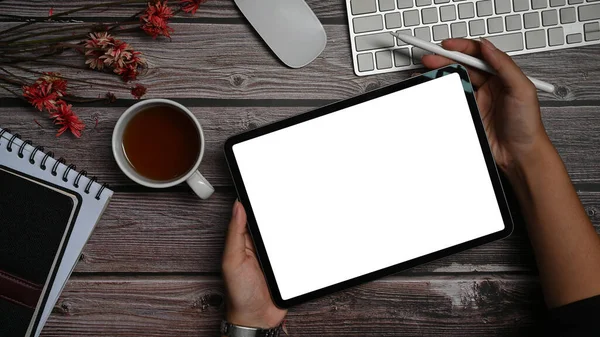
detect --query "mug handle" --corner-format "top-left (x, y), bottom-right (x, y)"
top-left (186, 170), bottom-right (214, 199)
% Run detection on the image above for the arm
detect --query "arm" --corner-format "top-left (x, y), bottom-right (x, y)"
top-left (508, 138), bottom-right (600, 307)
top-left (423, 38), bottom-right (600, 308)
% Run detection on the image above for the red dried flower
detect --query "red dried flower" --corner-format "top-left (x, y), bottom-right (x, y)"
top-left (131, 84), bottom-right (147, 99)
top-left (49, 101), bottom-right (86, 138)
top-left (23, 81), bottom-right (60, 111)
top-left (140, 1), bottom-right (174, 39)
top-left (180, 0), bottom-right (206, 14)
top-left (105, 92), bottom-right (117, 103)
top-left (38, 72), bottom-right (67, 96)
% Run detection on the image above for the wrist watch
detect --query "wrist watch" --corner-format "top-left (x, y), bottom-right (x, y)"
top-left (221, 320), bottom-right (283, 337)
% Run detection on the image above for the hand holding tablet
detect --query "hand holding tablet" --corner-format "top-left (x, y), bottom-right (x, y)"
top-left (224, 65), bottom-right (514, 307)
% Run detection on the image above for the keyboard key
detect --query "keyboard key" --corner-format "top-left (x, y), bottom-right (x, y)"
top-left (416, 0), bottom-right (432, 5)
top-left (397, 0), bottom-right (414, 8)
top-left (495, 0), bottom-right (512, 13)
top-left (525, 29), bottom-right (547, 48)
top-left (477, 1), bottom-right (494, 16)
top-left (435, 0), bottom-right (451, 3)
top-left (451, 22), bottom-right (468, 37)
top-left (566, 33), bottom-right (582, 43)
top-left (488, 17), bottom-right (505, 33)
top-left (486, 32), bottom-right (525, 51)
top-left (560, 7), bottom-right (577, 23)
top-left (379, 0), bottom-right (397, 11)
top-left (524, 12), bottom-right (540, 28)
top-left (584, 22), bottom-right (600, 40)
top-left (550, 0), bottom-right (566, 6)
top-left (458, 2), bottom-right (476, 18)
top-left (578, 3), bottom-right (600, 21)
top-left (505, 14), bottom-right (523, 30)
top-left (547, 27), bottom-right (565, 45)
top-left (568, 0), bottom-right (583, 4)
top-left (415, 26), bottom-right (432, 41)
top-left (542, 9), bottom-right (558, 25)
top-left (440, 5), bottom-right (457, 21)
top-left (351, 0), bottom-right (377, 14)
top-left (355, 32), bottom-right (395, 51)
top-left (513, 0), bottom-right (530, 11)
top-left (469, 19), bottom-right (486, 35)
top-left (422, 7), bottom-right (439, 23)
top-left (394, 48), bottom-right (412, 66)
top-left (412, 47), bottom-right (432, 64)
top-left (376, 50), bottom-right (393, 69)
top-left (395, 29), bottom-right (412, 45)
top-left (433, 24), bottom-right (450, 40)
top-left (357, 53), bottom-right (375, 71)
top-left (532, 0), bottom-right (548, 8)
top-left (353, 15), bottom-right (384, 33)
top-left (403, 9), bottom-right (421, 26)
top-left (385, 12), bottom-right (403, 28)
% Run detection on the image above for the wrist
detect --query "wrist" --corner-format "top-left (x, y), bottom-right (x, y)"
top-left (504, 133), bottom-right (555, 183)
top-left (504, 134), bottom-right (560, 193)
top-left (226, 312), bottom-right (284, 330)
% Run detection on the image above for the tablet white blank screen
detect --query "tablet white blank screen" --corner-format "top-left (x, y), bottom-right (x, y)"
top-left (233, 73), bottom-right (505, 300)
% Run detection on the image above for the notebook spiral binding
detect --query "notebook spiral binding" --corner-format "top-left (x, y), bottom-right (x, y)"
top-left (0, 128), bottom-right (109, 200)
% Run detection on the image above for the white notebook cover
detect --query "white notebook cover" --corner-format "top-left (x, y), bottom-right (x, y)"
top-left (0, 128), bottom-right (113, 336)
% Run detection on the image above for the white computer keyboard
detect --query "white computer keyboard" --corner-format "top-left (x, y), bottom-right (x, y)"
top-left (346, 0), bottom-right (600, 76)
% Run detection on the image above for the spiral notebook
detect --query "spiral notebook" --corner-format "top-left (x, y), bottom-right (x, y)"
top-left (0, 127), bottom-right (113, 337)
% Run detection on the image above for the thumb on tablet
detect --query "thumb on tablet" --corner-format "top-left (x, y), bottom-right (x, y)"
top-left (223, 201), bottom-right (248, 263)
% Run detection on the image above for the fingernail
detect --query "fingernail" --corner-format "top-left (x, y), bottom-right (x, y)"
top-left (481, 38), bottom-right (496, 50)
top-left (232, 201), bottom-right (239, 218)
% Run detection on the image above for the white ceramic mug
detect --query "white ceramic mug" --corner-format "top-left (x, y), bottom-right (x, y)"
top-left (112, 99), bottom-right (214, 199)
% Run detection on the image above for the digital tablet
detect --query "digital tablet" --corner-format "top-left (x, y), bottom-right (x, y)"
top-left (224, 65), bottom-right (514, 308)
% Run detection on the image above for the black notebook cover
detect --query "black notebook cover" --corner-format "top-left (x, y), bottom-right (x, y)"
top-left (0, 166), bottom-right (80, 337)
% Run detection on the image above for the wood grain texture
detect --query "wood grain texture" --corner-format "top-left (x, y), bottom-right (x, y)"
top-left (0, 105), bottom-right (599, 186)
top-left (0, 0), bottom-right (347, 20)
top-left (70, 190), bottom-right (599, 273)
top-left (42, 275), bottom-right (546, 336)
top-left (0, 23), bottom-right (599, 102)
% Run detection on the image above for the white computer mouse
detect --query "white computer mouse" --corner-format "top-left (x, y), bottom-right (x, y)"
top-left (234, 0), bottom-right (327, 68)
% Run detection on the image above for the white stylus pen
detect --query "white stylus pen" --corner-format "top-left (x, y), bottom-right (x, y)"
top-left (389, 32), bottom-right (556, 94)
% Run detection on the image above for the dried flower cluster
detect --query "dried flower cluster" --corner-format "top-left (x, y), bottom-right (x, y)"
top-left (141, 1), bottom-right (175, 39)
top-left (180, 0), bottom-right (207, 15)
top-left (22, 73), bottom-right (85, 138)
top-left (2, 0), bottom-right (209, 138)
top-left (84, 32), bottom-right (147, 82)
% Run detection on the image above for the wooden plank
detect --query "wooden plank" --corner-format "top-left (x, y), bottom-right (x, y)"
top-left (0, 23), bottom-right (599, 101)
top-left (70, 190), bottom-right (599, 273)
top-left (0, 105), bottom-right (599, 186)
top-left (42, 275), bottom-right (545, 336)
top-left (0, 0), bottom-right (347, 20)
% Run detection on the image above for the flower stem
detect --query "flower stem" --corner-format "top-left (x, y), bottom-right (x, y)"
top-left (0, 0), bottom-right (149, 36)
top-left (0, 27), bottom-right (140, 47)
top-left (0, 83), bottom-right (24, 98)
top-left (3, 21), bottom-right (138, 44)
top-left (5, 65), bottom-right (133, 90)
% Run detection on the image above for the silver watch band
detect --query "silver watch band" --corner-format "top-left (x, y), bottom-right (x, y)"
top-left (220, 320), bottom-right (282, 337)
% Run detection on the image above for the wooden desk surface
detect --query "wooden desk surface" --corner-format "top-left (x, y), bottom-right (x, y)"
top-left (1, 1), bottom-right (599, 336)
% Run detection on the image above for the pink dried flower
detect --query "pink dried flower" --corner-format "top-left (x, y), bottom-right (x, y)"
top-left (84, 32), bottom-right (146, 82)
top-left (140, 1), bottom-right (174, 39)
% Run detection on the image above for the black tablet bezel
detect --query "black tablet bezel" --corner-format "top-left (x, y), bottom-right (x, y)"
top-left (223, 65), bottom-right (514, 308)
